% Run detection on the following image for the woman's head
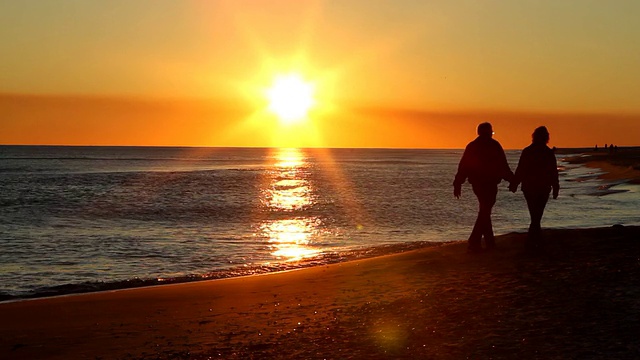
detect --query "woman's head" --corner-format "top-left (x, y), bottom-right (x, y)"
top-left (532, 126), bottom-right (550, 144)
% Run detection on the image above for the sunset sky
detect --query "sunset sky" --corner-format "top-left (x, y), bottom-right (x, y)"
top-left (1, 0), bottom-right (639, 149)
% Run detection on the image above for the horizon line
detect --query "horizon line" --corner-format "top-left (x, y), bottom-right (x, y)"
top-left (3, 144), bottom-right (637, 151)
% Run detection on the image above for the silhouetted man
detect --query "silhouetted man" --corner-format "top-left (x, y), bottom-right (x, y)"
top-left (509, 126), bottom-right (559, 253)
top-left (454, 122), bottom-right (514, 253)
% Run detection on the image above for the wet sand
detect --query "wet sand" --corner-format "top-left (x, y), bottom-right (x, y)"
top-left (1, 226), bottom-right (639, 359)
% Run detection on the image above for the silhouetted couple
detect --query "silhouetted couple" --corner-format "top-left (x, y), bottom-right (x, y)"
top-left (454, 122), bottom-right (559, 253)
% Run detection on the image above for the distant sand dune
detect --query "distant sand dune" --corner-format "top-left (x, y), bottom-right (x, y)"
top-left (562, 146), bottom-right (640, 184)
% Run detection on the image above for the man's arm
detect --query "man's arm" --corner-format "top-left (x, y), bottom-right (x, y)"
top-left (498, 143), bottom-right (515, 183)
top-left (453, 146), bottom-right (470, 198)
top-left (509, 149), bottom-right (525, 193)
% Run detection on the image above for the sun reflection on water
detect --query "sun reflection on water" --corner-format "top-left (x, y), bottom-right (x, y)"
top-left (260, 148), bottom-right (321, 261)
top-left (260, 219), bottom-right (321, 261)
top-left (275, 149), bottom-right (304, 168)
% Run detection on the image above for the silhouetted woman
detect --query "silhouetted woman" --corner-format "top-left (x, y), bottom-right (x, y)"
top-left (510, 126), bottom-right (559, 252)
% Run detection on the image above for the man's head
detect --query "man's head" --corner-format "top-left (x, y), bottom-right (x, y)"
top-left (477, 122), bottom-right (493, 138)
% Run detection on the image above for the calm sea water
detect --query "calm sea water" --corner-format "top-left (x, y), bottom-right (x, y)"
top-left (1, 146), bottom-right (638, 300)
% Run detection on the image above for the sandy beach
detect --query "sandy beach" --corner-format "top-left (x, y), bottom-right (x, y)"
top-left (1, 225), bottom-right (639, 359)
top-left (2, 150), bottom-right (640, 359)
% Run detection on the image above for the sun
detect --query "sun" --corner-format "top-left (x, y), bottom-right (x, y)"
top-left (266, 74), bottom-right (316, 124)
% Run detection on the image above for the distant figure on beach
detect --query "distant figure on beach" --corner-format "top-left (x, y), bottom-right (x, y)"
top-left (509, 126), bottom-right (559, 253)
top-left (454, 122), bottom-right (514, 253)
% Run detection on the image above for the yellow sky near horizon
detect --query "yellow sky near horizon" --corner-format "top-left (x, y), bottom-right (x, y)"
top-left (1, 1), bottom-right (640, 148)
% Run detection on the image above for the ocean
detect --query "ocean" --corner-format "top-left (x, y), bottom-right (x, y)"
top-left (1, 145), bottom-right (638, 300)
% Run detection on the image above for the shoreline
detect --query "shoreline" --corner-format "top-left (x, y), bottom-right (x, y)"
top-left (2, 225), bottom-right (639, 359)
top-left (2, 146), bottom-right (637, 303)
top-left (0, 241), bottom-right (444, 303)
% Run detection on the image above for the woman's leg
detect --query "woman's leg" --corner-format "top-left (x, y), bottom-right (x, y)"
top-left (524, 191), bottom-right (550, 249)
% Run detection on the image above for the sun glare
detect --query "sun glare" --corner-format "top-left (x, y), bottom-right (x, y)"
top-left (266, 74), bottom-right (315, 123)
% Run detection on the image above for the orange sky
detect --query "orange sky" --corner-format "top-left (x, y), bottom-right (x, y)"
top-left (3, 94), bottom-right (637, 149)
top-left (1, 1), bottom-right (639, 148)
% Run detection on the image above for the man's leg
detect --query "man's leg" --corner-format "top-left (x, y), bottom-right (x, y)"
top-left (468, 209), bottom-right (484, 252)
top-left (470, 184), bottom-right (498, 251)
top-left (478, 185), bottom-right (498, 249)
